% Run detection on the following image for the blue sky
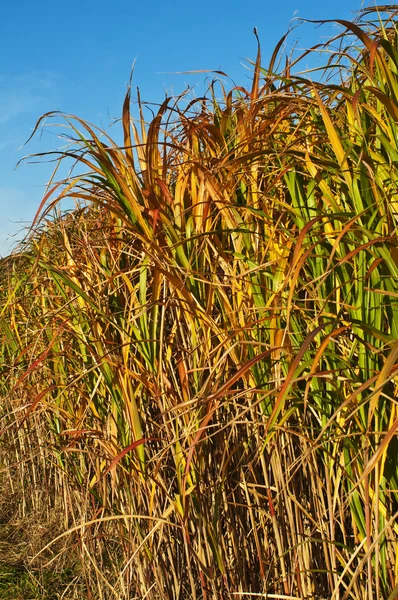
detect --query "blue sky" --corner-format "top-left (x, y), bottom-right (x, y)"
top-left (0, 0), bottom-right (377, 255)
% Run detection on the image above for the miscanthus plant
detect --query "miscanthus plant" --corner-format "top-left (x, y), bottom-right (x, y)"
top-left (1, 6), bottom-right (398, 599)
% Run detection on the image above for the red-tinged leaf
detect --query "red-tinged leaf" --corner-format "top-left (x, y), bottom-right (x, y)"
top-left (13, 321), bottom-right (67, 390)
top-left (268, 31), bottom-right (289, 78)
top-left (337, 237), bottom-right (391, 266)
top-left (251, 27), bottom-right (261, 104)
top-left (368, 39), bottom-right (380, 78)
top-left (266, 323), bottom-right (328, 436)
top-left (19, 385), bottom-right (57, 426)
top-left (361, 414), bottom-right (398, 482)
top-left (289, 216), bottom-right (323, 269)
top-left (122, 86), bottom-right (135, 169)
top-left (103, 438), bottom-right (158, 476)
top-left (352, 88), bottom-right (361, 121)
top-left (182, 348), bottom-right (274, 501)
top-left (365, 86), bottom-right (398, 120)
top-left (303, 327), bottom-right (348, 410)
top-left (30, 181), bottom-right (64, 231)
top-left (307, 19), bottom-right (374, 52)
top-left (60, 429), bottom-right (103, 437)
top-left (146, 98), bottom-right (169, 187)
top-left (210, 348), bottom-right (274, 401)
top-left (368, 343), bottom-right (398, 426)
top-left (155, 178), bottom-right (174, 205)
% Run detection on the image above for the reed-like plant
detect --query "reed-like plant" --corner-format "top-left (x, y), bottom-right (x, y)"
top-left (1, 7), bottom-right (398, 599)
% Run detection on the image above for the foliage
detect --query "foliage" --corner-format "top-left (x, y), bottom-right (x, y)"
top-left (1, 6), bottom-right (398, 599)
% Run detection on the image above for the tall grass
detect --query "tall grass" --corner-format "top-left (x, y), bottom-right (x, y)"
top-left (1, 7), bottom-right (398, 599)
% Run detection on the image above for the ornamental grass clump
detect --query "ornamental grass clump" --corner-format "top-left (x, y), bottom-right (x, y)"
top-left (1, 6), bottom-right (398, 599)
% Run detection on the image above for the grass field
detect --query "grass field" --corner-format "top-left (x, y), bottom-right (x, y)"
top-left (1, 6), bottom-right (398, 599)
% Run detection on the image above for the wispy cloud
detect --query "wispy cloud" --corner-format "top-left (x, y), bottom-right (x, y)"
top-left (0, 71), bottom-right (62, 127)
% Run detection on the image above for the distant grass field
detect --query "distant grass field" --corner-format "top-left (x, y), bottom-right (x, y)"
top-left (0, 565), bottom-right (77, 600)
top-left (1, 6), bottom-right (398, 599)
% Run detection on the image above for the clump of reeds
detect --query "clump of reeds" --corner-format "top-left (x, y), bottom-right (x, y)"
top-left (1, 6), bottom-right (398, 599)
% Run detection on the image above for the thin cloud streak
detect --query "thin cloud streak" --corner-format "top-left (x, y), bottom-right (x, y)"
top-left (0, 71), bottom-right (61, 126)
